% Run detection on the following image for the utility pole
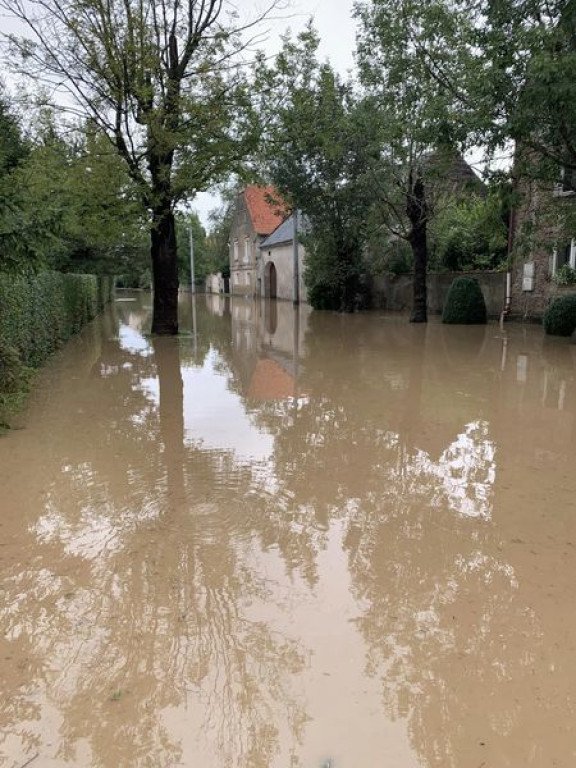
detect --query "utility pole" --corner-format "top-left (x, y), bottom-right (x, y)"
top-left (292, 210), bottom-right (300, 306)
top-left (188, 225), bottom-right (195, 294)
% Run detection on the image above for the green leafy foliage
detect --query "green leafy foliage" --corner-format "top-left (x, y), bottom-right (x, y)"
top-left (442, 276), bottom-right (488, 324)
top-left (257, 31), bottom-right (376, 311)
top-left (552, 265), bottom-right (576, 286)
top-left (0, 271), bottom-right (113, 404)
top-left (543, 293), bottom-right (576, 336)
top-left (3, 0), bottom-right (271, 331)
top-left (430, 193), bottom-right (509, 271)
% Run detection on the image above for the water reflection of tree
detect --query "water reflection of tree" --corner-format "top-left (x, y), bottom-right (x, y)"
top-left (4, 296), bottom-right (576, 767)
top-left (0, 298), bottom-right (309, 768)
top-left (242, 311), bottom-right (567, 767)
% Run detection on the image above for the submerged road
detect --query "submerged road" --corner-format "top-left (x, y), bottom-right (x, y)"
top-left (1, 292), bottom-right (576, 767)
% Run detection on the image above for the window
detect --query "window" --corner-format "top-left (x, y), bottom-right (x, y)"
top-left (233, 240), bottom-right (239, 262)
top-left (554, 166), bottom-right (576, 196)
top-left (244, 238), bottom-right (250, 264)
top-left (552, 239), bottom-right (576, 273)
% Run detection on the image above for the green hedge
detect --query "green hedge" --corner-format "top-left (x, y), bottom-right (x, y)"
top-left (0, 271), bottom-right (113, 399)
top-left (442, 276), bottom-right (487, 325)
top-left (543, 293), bottom-right (576, 336)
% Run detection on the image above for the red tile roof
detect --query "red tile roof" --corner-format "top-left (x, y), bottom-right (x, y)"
top-left (244, 185), bottom-right (287, 236)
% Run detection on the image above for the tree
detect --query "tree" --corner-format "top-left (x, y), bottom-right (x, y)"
top-left (1, 107), bottom-right (148, 276)
top-left (430, 190), bottom-right (509, 272)
top-left (355, 0), bottom-right (476, 322)
top-left (468, 1), bottom-right (576, 171)
top-left (2, 0), bottom-right (280, 333)
top-left (257, 29), bottom-right (378, 311)
top-left (204, 201), bottom-right (234, 278)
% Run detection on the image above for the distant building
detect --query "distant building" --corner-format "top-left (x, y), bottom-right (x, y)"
top-left (229, 186), bottom-right (286, 298)
top-left (259, 213), bottom-right (308, 303)
top-left (205, 272), bottom-right (228, 294)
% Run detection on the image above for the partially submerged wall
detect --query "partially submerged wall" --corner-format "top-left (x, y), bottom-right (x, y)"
top-left (366, 272), bottom-right (506, 317)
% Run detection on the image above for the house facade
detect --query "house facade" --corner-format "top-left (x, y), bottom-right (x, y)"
top-left (229, 186), bottom-right (286, 298)
top-left (509, 169), bottom-right (576, 319)
top-left (259, 213), bottom-right (308, 303)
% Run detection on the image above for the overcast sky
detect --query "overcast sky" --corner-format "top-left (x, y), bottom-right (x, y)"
top-left (193, 0), bottom-right (358, 225)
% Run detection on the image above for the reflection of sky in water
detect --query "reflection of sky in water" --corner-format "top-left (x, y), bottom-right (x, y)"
top-left (406, 421), bottom-right (496, 520)
top-left (434, 421), bottom-right (496, 520)
top-left (118, 323), bottom-right (153, 356)
top-left (140, 349), bottom-right (275, 465)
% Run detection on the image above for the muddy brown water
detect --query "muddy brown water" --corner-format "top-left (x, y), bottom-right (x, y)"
top-left (1, 292), bottom-right (576, 767)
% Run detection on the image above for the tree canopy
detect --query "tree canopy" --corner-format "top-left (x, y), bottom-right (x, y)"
top-left (2, 0), bottom-right (282, 332)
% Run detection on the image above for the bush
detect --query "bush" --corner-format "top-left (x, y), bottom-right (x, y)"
top-left (0, 271), bottom-right (113, 401)
top-left (0, 338), bottom-right (22, 394)
top-left (543, 293), bottom-right (576, 336)
top-left (552, 265), bottom-right (576, 286)
top-left (442, 276), bottom-right (488, 324)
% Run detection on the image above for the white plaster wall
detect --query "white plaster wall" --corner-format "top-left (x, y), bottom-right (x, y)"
top-left (260, 243), bottom-right (307, 302)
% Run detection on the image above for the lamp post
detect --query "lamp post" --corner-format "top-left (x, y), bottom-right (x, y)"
top-left (188, 226), bottom-right (195, 294)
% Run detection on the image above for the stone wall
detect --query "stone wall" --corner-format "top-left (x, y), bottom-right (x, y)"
top-left (366, 271), bottom-right (507, 317)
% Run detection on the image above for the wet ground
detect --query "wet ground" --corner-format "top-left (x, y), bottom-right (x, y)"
top-left (1, 291), bottom-right (576, 767)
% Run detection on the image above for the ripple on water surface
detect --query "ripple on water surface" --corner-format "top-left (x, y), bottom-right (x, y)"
top-left (1, 293), bottom-right (576, 767)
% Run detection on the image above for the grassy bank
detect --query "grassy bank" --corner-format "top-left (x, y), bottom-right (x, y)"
top-left (0, 272), bottom-right (114, 428)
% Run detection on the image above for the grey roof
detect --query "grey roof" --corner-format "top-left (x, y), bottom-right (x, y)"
top-left (260, 213), bottom-right (308, 250)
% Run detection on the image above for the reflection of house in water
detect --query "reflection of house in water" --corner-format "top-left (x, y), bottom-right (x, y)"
top-left (248, 359), bottom-right (296, 401)
top-left (229, 298), bottom-right (311, 403)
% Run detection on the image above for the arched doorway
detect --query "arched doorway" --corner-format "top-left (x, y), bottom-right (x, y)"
top-left (264, 261), bottom-right (277, 299)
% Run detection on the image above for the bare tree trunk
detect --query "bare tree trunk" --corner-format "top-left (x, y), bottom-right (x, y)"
top-left (407, 173), bottom-right (428, 324)
top-left (151, 207), bottom-right (179, 335)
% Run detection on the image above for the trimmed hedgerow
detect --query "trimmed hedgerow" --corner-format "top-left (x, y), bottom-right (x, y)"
top-left (0, 271), bottom-right (113, 404)
top-left (442, 276), bottom-right (487, 325)
top-left (543, 293), bottom-right (576, 336)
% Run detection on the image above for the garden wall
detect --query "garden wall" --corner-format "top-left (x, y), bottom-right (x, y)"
top-left (0, 271), bottom-right (114, 399)
top-left (366, 271), bottom-right (506, 317)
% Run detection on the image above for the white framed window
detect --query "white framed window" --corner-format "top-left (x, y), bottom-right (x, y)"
top-left (552, 239), bottom-right (576, 274)
top-left (244, 238), bottom-right (250, 264)
top-left (233, 240), bottom-right (239, 262)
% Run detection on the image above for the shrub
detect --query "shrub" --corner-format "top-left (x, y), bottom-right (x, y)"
top-left (0, 338), bottom-right (22, 394)
top-left (552, 265), bottom-right (576, 286)
top-left (0, 271), bottom-right (113, 403)
top-left (543, 293), bottom-right (576, 336)
top-left (442, 276), bottom-right (488, 324)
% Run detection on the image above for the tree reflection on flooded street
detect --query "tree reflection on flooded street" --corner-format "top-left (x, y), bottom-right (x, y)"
top-left (1, 292), bottom-right (576, 767)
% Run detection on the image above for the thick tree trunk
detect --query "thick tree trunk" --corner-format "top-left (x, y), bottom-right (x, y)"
top-left (407, 173), bottom-right (428, 324)
top-left (151, 206), bottom-right (179, 335)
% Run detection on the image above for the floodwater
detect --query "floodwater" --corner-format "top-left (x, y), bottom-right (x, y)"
top-left (1, 293), bottom-right (576, 768)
